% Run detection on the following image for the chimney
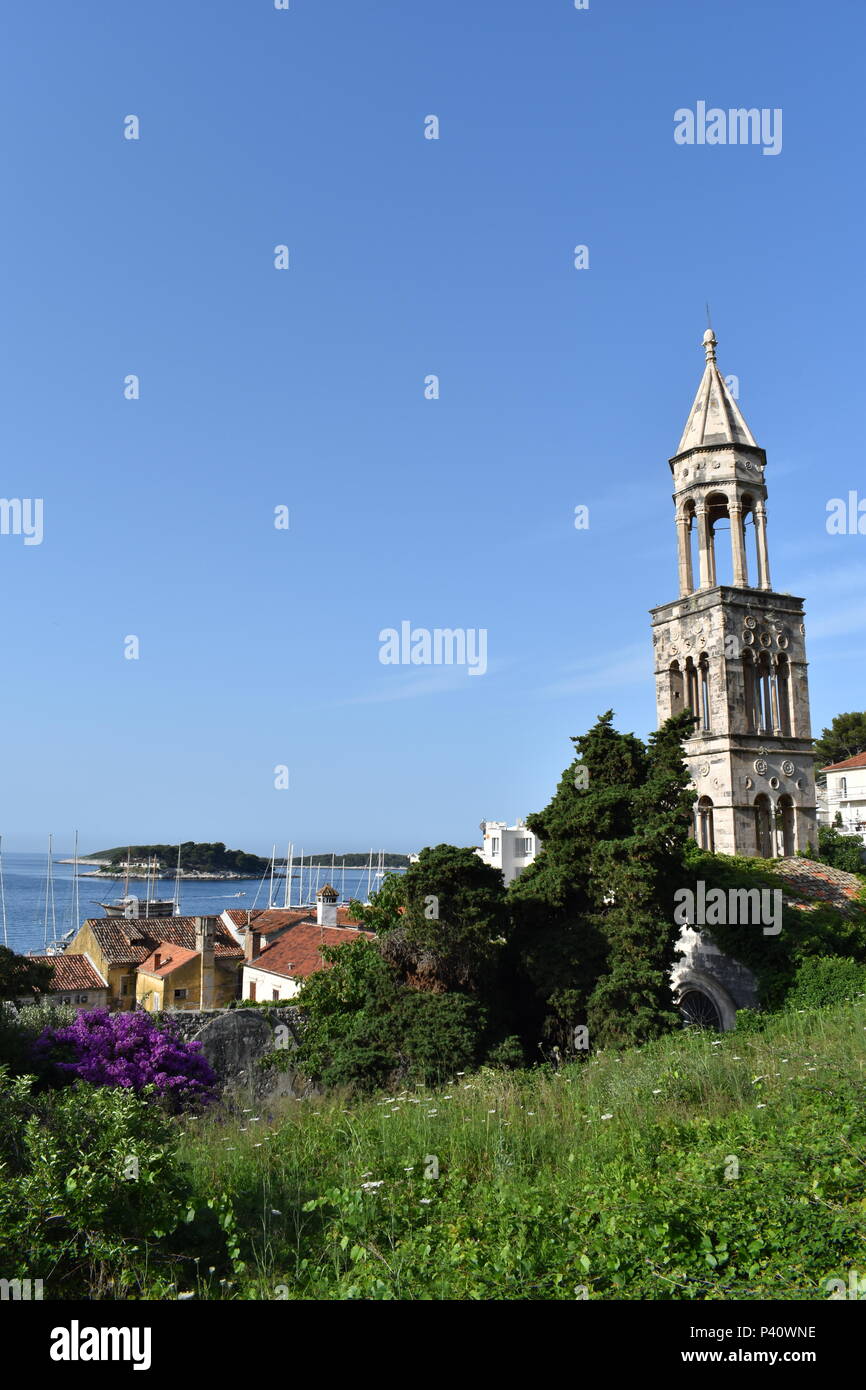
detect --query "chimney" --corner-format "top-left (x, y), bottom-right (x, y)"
top-left (316, 884), bottom-right (339, 928)
top-left (154, 951), bottom-right (162, 970)
top-left (244, 928), bottom-right (262, 962)
top-left (195, 916), bottom-right (216, 1009)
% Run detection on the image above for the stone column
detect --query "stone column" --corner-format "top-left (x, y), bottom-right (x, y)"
top-left (696, 503), bottom-right (711, 589)
top-left (755, 502), bottom-right (772, 590)
top-left (676, 512), bottom-right (694, 596)
top-left (729, 501), bottom-right (748, 586)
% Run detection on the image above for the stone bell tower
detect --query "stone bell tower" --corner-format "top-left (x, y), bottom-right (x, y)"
top-left (650, 328), bottom-right (817, 858)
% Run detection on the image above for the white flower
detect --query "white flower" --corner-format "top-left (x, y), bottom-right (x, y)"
top-left (271, 1209), bottom-right (282, 1216)
top-left (756, 1103), bottom-right (767, 1109)
top-left (420, 1198), bottom-right (432, 1204)
top-left (361, 1180), bottom-right (384, 1190)
top-left (711, 1040), bottom-right (723, 1046)
top-left (652, 1089), bottom-right (662, 1095)
top-left (600, 1113), bottom-right (613, 1120)
top-left (177, 1292), bottom-right (196, 1300)
top-left (427, 1111), bottom-right (438, 1117)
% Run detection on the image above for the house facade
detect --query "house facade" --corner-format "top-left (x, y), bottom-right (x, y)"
top-left (476, 820), bottom-right (539, 885)
top-left (818, 752), bottom-right (866, 846)
top-left (239, 887), bottom-right (373, 1001)
top-left (67, 915), bottom-right (243, 1011)
top-left (20, 953), bottom-right (108, 1010)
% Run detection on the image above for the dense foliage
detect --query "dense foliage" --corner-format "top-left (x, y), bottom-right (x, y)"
top-left (813, 711), bottom-right (866, 774)
top-left (33, 1009), bottom-right (218, 1110)
top-left (509, 710), bottom-right (696, 1049)
top-left (6, 998), bottom-right (866, 1300)
top-left (0, 945), bottom-right (54, 1002)
top-left (813, 822), bottom-right (865, 873)
top-left (91, 842), bottom-right (271, 874)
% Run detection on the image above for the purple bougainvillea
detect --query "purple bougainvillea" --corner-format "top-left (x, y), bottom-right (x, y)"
top-left (33, 1009), bottom-right (218, 1109)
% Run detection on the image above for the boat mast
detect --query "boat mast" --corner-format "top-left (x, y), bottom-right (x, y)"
top-left (71, 829), bottom-right (80, 936)
top-left (43, 833), bottom-right (57, 950)
top-left (268, 844), bottom-right (276, 909)
top-left (173, 844), bottom-right (182, 916)
top-left (0, 836), bottom-right (7, 948)
top-left (283, 842), bottom-right (292, 909)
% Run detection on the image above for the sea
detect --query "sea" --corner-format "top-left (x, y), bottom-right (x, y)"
top-left (0, 852), bottom-right (400, 957)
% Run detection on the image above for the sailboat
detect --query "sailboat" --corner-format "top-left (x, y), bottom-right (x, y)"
top-left (99, 851), bottom-right (175, 918)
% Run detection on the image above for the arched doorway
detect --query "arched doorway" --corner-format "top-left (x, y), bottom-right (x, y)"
top-left (777, 794), bottom-right (795, 856)
top-left (754, 793), bottom-right (773, 858)
top-left (679, 989), bottom-right (723, 1030)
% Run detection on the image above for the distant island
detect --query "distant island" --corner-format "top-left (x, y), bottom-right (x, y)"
top-left (70, 843), bottom-right (410, 877)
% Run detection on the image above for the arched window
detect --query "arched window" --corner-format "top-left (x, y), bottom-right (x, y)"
top-left (756, 652), bottom-right (772, 734)
top-left (743, 652), bottom-right (758, 733)
top-left (840, 776), bottom-right (848, 797)
top-left (754, 793), bottom-right (773, 859)
top-left (669, 660), bottom-right (684, 714)
top-left (684, 657), bottom-right (700, 722)
top-left (698, 652), bottom-right (711, 731)
top-left (777, 794), bottom-right (795, 856)
top-left (697, 796), bottom-right (715, 851)
top-left (775, 655), bottom-right (791, 737)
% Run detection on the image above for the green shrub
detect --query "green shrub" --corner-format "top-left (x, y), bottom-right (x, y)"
top-left (784, 956), bottom-right (866, 1011)
top-left (0, 1067), bottom-right (193, 1297)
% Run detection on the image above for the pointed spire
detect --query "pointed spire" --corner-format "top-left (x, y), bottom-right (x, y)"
top-left (675, 327), bottom-right (757, 454)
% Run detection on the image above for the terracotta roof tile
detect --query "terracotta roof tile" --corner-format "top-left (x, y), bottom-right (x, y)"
top-left (83, 917), bottom-right (242, 965)
top-left (26, 954), bottom-right (108, 992)
top-left (138, 943), bottom-right (200, 978)
top-left (820, 751), bottom-right (866, 773)
top-left (247, 922), bottom-right (374, 981)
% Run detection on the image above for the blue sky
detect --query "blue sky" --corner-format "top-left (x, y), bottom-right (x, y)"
top-left (2, 0), bottom-right (864, 855)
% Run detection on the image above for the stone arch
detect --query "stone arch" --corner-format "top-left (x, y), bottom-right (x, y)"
top-left (775, 653), bottom-right (792, 736)
top-left (777, 793), bottom-right (795, 857)
top-left (673, 967), bottom-right (738, 1031)
top-left (669, 659), bottom-right (684, 714)
top-left (754, 793), bottom-right (773, 858)
top-left (742, 650), bottom-right (759, 733)
top-left (696, 795), bottom-right (715, 851)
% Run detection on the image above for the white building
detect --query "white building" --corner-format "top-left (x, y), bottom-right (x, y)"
top-left (818, 752), bottom-right (866, 845)
top-left (477, 820), bottom-right (539, 885)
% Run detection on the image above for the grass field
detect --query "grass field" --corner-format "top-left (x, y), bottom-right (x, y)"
top-left (161, 999), bottom-right (866, 1300)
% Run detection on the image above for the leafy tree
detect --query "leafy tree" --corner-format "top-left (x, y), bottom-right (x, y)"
top-left (380, 844), bottom-right (509, 994)
top-left (814, 823), bottom-right (865, 874)
top-left (295, 937), bottom-right (485, 1090)
top-left (814, 712), bottom-right (866, 775)
top-left (510, 710), bottom-right (695, 1049)
top-left (0, 946), bottom-right (54, 1002)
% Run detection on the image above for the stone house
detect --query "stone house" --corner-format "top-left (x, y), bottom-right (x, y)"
top-left (20, 953), bottom-right (108, 1010)
top-left (66, 915), bottom-right (243, 1010)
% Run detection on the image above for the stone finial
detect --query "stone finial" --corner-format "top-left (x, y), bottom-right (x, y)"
top-left (703, 327), bottom-right (717, 362)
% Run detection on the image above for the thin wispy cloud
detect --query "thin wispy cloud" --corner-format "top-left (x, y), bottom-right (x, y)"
top-left (537, 643), bottom-right (648, 698)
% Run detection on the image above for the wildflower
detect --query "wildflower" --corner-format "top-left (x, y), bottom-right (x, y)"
top-left (600, 1113), bottom-right (613, 1120)
top-left (427, 1111), bottom-right (438, 1117)
top-left (711, 1040), bottom-right (723, 1046)
top-left (361, 1180), bottom-right (384, 1190)
top-left (488, 1109), bottom-right (496, 1114)
top-left (652, 1089), bottom-right (662, 1095)
top-left (271, 1209), bottom-right (282, 1217)
top-left (177, 1292), bottom-right (195, 1300)
top-left (757, 1103), bottom-right (767, 1109)
top-left (420, 1198), bottom-right (432, 1205)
